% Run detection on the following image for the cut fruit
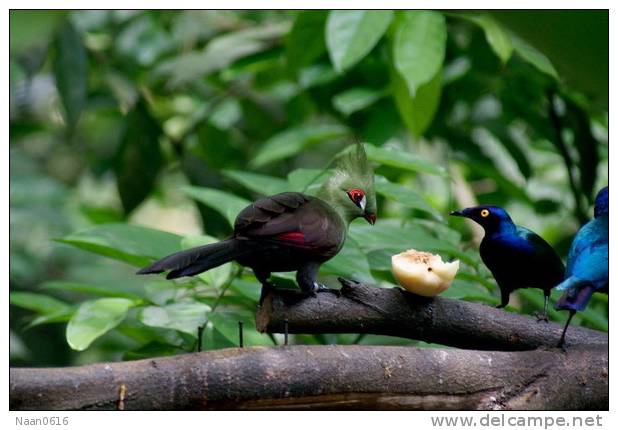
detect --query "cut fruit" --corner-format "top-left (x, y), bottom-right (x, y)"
top-left (391, 249), bottom-right (459, 297)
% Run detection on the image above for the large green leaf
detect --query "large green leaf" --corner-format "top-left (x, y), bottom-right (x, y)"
top-left (229, 278), bottom-right (263, 304)
top-left (461, 14), bottom-right (513, 64)
top-left (156, 22), bottom-right (290, 87)
top-left (512, 36), bottom-right (558, 79)
top-left (181, 235), bottom-right (232, 288)
top-left (322, 236), bottom-right (374, 282)
top-left (116, 15), bottom-right (172, 67)
top-left (443, 279), bottom-right (498, 304)
top-left (66, 298), bottom-right (135, 351)
top-left (393, 11), bottom-right (446, 96)
top-left (123, 341), bottom-right (185, 361)
top-left (250, 123), bottom-right (348, 168)
top-left (208, 310), bottom-right (275, 347)
top-left (374, 176), bottom-right (441, 219)
top-left (298, 63), bottom-right (338, 89)
top-left (10, 11), bottom-right (65, 54)
top-left (350, 220), bottom-right (452, 254)
top-left (286, 11), bottom-right (328, 74)
top-left (57, 223), bottom-right (182, 267)
top-left (41, 281), bottom-right (143, 300)
top-left (53, 20), bottom-right (88, 131)
top-left (332, 87), bottom-right (387, 116)
top-left (222, 170), bottom-right (289, 196)
top-left (114, 99), bottom-right (164, 214)
top-left (287, 168), bottom-right (330, 193)
top-left (364, 143), bottom-right (447, 176)
top-left (10, 292), bottom-right (71, 315)
top-left (182, 186), bottom-right (250, 227)
top-left (139, 301), bottom-right (210, 337)
top-left (391, 65), bottom-right (443, 137)
top-left (325, 10), bottom-right (393, 72)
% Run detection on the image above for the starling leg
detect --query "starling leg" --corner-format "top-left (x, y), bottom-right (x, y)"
top-left (496, 289), bottom-right (510, 309)
top-left (557, 310), bottom-right (576, 350)
top-left (534, 293), bottom-right (550, 322)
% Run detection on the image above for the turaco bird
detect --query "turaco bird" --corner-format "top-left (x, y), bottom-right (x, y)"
top-left (555, 186), bottom-right (608, 348)
top-left (138, 143), bottom-right (376, 301)
top-left (450, 205), bottom-right (564, 321)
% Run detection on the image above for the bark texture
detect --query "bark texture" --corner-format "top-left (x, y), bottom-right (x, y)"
top-left (10, 344), bottom-right (608, 410)
top-left (10, 281), bottom-right (608, 410)
top-left (256, 280), bottom-right (607, 351)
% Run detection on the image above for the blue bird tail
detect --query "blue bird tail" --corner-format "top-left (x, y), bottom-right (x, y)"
top-left (555, 276), bottom-right (594, 312)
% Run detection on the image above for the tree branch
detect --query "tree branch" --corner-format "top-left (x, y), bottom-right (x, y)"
top-left (10, 344), bottom-right (607, 410)
top-left (10, 281), bottom-right (608, 410)
top-left (256, 280), bottom-right (607, 351)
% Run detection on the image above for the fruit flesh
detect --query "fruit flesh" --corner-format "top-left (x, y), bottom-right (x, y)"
top-left (391, 249), bottom-right (459, 297)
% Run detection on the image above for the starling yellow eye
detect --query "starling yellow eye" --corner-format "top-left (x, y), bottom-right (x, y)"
top-left (480, 209), bottom-right (490, 218)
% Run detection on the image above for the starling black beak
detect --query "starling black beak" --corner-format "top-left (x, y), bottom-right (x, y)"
top-left (364, 213), bottom-right (377, 225)
top-left (450, 210), bottom-right (465, 217)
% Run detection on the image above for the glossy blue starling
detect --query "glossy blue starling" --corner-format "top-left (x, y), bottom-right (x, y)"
top-left (555, 186), bottom-right (608, 348)
top-left (450, 205), bottom-right (564, 321)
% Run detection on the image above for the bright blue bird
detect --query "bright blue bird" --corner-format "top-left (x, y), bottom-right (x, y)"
top-left (450, 205), bottom-right (564, 321)
top-left (555, 186), bottom-right (608, 348)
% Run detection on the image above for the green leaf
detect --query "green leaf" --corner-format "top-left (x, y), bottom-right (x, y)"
top-left (443, 279), bottom-right (498, 304)
top-left (250, 123), bottom-right (348, 168)
top-left (116, 15), bottom-right (172, 67)
top-left (229, 278), bottom-right (263, 303)
top-left (208, 310), bottom-right (275, 347)
top-left (512, 36), bottom-right (558, 79)
top-left (286, 11), bottom-right (328, 74)
top-left (578, 303), bottom-right (609, 331)
top-left (391, 65), bottom-right (442, 137)
top-left (66, 298), bottom-right (135, 351)
top-left (139, 301), bottom-right (210, 337)
top-left (28, 312), bottom-right (74, 329)
top-left (374, 176), bottom-right (440, 218)
top-left (350, 220), bottom-right (454, 254)
top-left (332, 87), bottom-right (387, 116)
top-left (298, 63), bottom-right (338, 89)
top-left (464, 14), bottom-right (513, 64)
top-left (57, 223), bottom-right (182, 267)
top-left (322, 237), bottom-right (374, 282)
top-left (209, 98), bottom-right (241, 130)
top-left (456, 271), bottom-right (496, 292)
top-left (123, 341), bottom-right (185, 361)
top-left (10, 11), bottom-right (65, 54)
top-left (393, 11), bottom-right (446, 96)
top-left (182, 186), bottom-right (250, 227)
top-left (222, 170), bottom-right (289, 196)
top-left (181, 235), bottom-right (232, 288)
top-left (287, 168), bottom-right (331, 193)
top-left (53, 20), bottom-right (88, 130)
top-left (41, 281), bottom-right (143, 300)
top-left (156, 22), bottom-right (290, 87)
top-left (326, 10), bottom-right (393, 72)
top-left (114, 99), bottom-right (164, 214)
top-left (10, 292), bottom-right (71, 315)
top-left (364, 143), bottom-right (447, 176)
top-left (143, 281), bottom-right (187, 306)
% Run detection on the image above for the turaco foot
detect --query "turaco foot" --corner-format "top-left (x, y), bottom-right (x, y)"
top-left (308, 282), bottom-right (341, 297)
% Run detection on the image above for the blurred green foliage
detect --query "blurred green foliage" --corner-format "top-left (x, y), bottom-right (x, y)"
top-left (10, 10), bottom-right (608, 366)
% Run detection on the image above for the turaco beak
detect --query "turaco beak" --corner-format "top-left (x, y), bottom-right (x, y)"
top-left (364, 213), bottom-right (377, 225)
top-left (449, 210), bottom-right (465, 217)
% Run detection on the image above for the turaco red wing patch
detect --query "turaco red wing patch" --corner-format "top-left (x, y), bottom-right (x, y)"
top-left (275, 231), bottom-right (307, 245)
